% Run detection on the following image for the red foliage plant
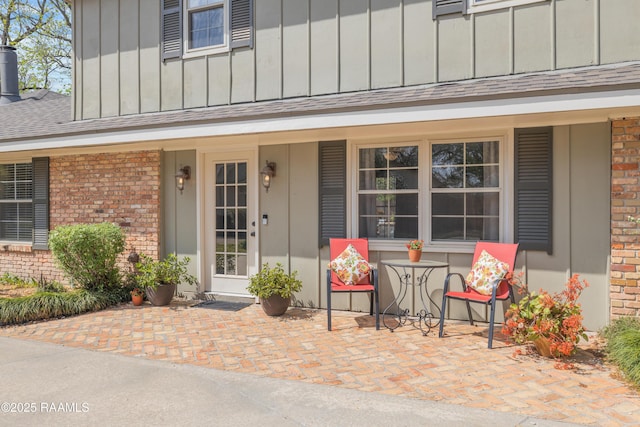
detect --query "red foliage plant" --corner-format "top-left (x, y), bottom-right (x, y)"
top-left (502, 274), bottom-right (589, 358)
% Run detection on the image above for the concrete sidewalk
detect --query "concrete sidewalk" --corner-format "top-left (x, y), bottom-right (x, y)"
top-left (1, 337), bottom-right (579, 427)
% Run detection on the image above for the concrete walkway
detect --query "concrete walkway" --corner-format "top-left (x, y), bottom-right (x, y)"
top-left (1, 300), bottom-right (639, 426)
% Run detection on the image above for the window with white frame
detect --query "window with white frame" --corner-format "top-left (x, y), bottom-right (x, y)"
top-left (431, 140), bottom-right (500, 242)
top-left (357, 145), bottom-right (419, 240)
top-left (162, 0), bottom-right (253, 60)
top-left (355, 140), bottom-right (502, 245)
top-left (0, 163), bottom-right (33, 242)
top-left (467, 0), bottom-right (549, 13)
top-left (187, 0), bottom-right (225, 50)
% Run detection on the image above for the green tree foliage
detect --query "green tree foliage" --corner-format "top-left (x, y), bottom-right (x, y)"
top-left (0, 0), bottom-right (71, 92)
top-left (49, 223), bottom-right (126, 291)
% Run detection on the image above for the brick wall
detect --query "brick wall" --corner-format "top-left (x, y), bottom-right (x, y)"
top-left (0, 150), bottom-right (161, 284)
top-left (611, 117), bottom-right (640, 318)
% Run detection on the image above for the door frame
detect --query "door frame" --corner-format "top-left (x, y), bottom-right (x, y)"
top-left (199, 147), bottom-right (259, 296)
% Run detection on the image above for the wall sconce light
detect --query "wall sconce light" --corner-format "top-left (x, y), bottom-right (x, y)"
top-left (260, 161), bottom-right (276, 192)
top-left (175, 166), bottom-right (191, 193)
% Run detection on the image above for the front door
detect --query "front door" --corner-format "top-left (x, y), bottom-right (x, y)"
top-left (204, 151), bottom-right (257, 296)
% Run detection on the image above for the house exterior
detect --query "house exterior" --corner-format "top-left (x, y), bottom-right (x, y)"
top-left (1, 0), bottom-right (640, 331)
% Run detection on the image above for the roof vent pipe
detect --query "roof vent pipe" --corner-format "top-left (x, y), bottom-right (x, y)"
top-left (0, 45), bottom-right (21, 105)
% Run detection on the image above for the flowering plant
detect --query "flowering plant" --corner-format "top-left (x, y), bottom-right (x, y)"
top-left (502, 274), bottom-right (589, 358)
top-left (130, 287), bottom-right (144, 297)
top-left (406, 239), bottom-right (424, 250)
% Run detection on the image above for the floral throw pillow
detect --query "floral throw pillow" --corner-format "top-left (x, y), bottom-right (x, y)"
top-left (465, 250), bottom-right (510, 296)
top-left (330, 244), bottom-right (372, 285)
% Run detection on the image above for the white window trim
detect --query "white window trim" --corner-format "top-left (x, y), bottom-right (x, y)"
top-left (182, 0), bottom-right (230, 58)
top-left (349, 133), bottom-right (514, 254)
top-left (0, 160), bottom-right (34, 244)
top-left (467, 0), bottom-right (548, 14)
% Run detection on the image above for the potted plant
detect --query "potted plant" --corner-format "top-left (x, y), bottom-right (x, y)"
top-left (247, 263), bottom-right (302, 316)
top-left (130, 287), bottom-right (144, 306)
top-left (406, 239), bottom-right (424, 262)
top-left (134, 253), bottom-right (197, 306)
top-left (502, 274), bottom-right (589, 358)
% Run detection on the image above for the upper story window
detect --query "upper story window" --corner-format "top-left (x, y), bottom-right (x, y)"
top-left (187, 0), bottom-right (226, 51)
top-left (467, 0), bottom-right (549, 14)
top-left (162, 0), bottom-right (253, 61)
top-left (434, 0), bottom-right (548, 19)
top-left (0, 163), bottom-right (33, 242)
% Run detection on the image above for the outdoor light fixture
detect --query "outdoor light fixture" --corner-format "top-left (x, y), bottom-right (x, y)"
top-left (175, 166), bottom-right (191, 193)
top-left (260, 161), bottom-right (276, 192)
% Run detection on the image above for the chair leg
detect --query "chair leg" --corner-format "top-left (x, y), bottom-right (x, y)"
top-left (374, 290), bottom-right (380, 330)
top-left (465, 301), bottom-right (474, 326)
top-left (488, 300), bottom-right (497, 349)
top-left (438, 296), bottom-right (447, 338)
top-left (326, 270), bottom-right (332, 331)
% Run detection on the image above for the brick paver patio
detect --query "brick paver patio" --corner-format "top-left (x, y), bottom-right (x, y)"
top-left (1, 300), bottom-right (639, 426)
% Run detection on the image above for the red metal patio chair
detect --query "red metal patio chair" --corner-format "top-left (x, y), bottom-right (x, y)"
top-left (326, 238), bottom-right (380, 331)
top-left (438, 242), bottom-right (519, 348)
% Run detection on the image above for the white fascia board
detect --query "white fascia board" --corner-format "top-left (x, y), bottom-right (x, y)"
top-left (2, 88), bottom-right (640, 153)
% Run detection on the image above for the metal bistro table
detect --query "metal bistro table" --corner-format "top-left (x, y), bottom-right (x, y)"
top-left (381, 259), bottom-right (449, 336)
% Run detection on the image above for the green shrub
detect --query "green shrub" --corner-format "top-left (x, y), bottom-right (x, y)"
top-left (602, 317), bottom-right (640, 388)
top-left (247, 263), bottom-right (302, 299)
top-left (0, 288), bottom-right (129, 325)
top-left (49, 223), bottom-right (126, 290)
top-left (134, 253), bottom-right (198, 290)
top-left (36, 276), bottom-right (66, 293)
top-left (0, 273), bottom-right (37, 288)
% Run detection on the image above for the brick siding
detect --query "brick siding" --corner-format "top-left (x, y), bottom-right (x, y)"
top-left (0, 150), bottom-right (161, 284)
top-left (611, 117), bottom-right (640, 318)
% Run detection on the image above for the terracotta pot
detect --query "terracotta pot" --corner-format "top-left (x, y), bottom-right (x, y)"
top-left (145, 283), bottom-right (177, 306)
top-left (408, 249), bottom-right (422, 262)
top-left (533, 337), bottom-right (553, 358)
top-left (259, 294), bottom-right (291, 316)
top-left (131, 293), bottom-right (144, 306)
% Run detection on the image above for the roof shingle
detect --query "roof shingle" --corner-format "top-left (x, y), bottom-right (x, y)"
top-left (2, 61), bottom-right (640, 144)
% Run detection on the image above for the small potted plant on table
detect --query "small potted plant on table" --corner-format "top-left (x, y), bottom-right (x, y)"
top-left (134, 253), bottom-right (197, 306)
top-left (247, 263), bottom-right (302, 316)
top-left (406, 239), bottom-right (424, 262)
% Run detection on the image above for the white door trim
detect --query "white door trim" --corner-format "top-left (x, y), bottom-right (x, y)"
top-left (200, 148), bottom-right (259, 296)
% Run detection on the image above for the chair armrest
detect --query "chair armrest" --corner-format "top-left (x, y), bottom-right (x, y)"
top-left (443, 272), bottom-right (467, 294)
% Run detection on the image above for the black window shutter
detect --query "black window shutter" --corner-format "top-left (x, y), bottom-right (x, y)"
top-left (514, 127), bottom-right (553, 254)
top-left (319, 141), bottom-right (346, 247)
top-left (32, 157), bottom-right (49, 250)
top-left (230, 0), bottom-right (253, 49)
top-left (433, 0), bottom-right (467, 19)
top-left (162, 0), bottom-right (182, 61)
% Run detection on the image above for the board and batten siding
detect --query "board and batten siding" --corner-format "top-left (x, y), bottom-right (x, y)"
top-left (72, 0), bottom-right (640, 120)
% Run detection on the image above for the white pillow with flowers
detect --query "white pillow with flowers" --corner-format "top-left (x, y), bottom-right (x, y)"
top-left (329, 244), bottom-right (372, 285)
top-left (465, 250), bottom-right (510, 296)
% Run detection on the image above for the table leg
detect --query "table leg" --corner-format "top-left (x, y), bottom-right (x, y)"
top-left (416, 268), bottom-right (441, 335)
top-left (382, 266), bottom-right (410, 331)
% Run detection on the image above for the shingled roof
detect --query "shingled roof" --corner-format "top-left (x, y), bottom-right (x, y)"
top-left (2, 61), bottom-right (640, 144)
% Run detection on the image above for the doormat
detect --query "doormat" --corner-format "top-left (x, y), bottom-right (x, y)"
top-left (193, 299), bottom-right (252, 312)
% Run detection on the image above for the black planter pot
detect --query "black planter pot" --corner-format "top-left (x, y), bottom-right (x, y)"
top-left (259, 295), bottom-right (291, 316)
top-left (145, 283), bottom-right (177, 306)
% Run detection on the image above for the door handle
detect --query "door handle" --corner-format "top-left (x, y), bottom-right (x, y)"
top-left (250, 231), bottom-right (256, 236)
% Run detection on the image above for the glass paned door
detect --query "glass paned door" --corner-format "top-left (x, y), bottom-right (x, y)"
top-left (205, 152), bottom-right (256, 296)
top-left (215, 161), bottom-right (248, 276)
